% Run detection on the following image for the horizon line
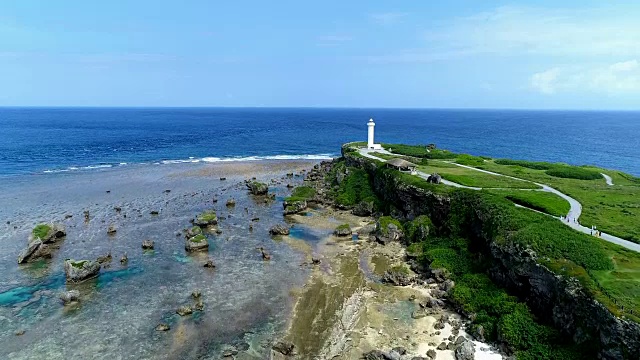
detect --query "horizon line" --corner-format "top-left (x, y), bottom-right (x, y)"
top-left (0, 105), bottom-right (640, 112)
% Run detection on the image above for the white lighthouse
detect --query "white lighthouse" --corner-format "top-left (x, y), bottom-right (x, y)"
top-left (367, 118), bottom-right (382, 150)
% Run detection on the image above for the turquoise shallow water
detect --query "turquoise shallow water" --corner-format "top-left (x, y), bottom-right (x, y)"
top-left (0, 161), bottom-right (318, 359)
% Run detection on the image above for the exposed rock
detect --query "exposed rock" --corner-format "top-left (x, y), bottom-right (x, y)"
top-left (59, 290), bottom-right (80, 305)
top-left (220, 177), bottom-right (226, 180)
top-left (436, 342), bottom-right (447, 350)
top-left (374, 218), bottom-right (405, 245)
top-left (107, 224), bottom-right (117, 235)
top-left (269, 223), bottom-right (290, 236)
top-left (362, 350), bottom-right (394, 360)
top-left (120, 253), bottom-right (128, 264)
top-left (426, 173), bottom-right (442, 184)
top-left (155, 323), bottom-right (170, 331)
top-left (185, 226), bottom-right (203, 238)
top-left (176, 305), bottom-right (193, 316)
top-left (64, 259), bottom-right (101, 283)
top-left (192, 290), bottom-right (201, 299)
top-left (17, 240), bottom-right (52, 264)
top-left (333, 224), bottom-right (352, 237)
top-left (454, 340), bottom-right (475, 360)
top-left (15, 330), bottom-right (25, 336)
top-left (381, 266), bottom-right (413, 286)
top-left (185, 234), bottom-right (209, 252)
top-left (97, 252), bottom-right (112, 264)
top-left (272, 341), bottom-right (295, 355)
top-left (426, 349), bottom-right (437, 359)
top-left (204, 258), bottom-right (216, 268)
top-left (225, 199), bottom-right (236, 207)
top-left (258, 247), bottom-right (271, 261)
top-left (194, 300), bottom-right (205, 311)
top-left (150, 210), bottom-right (159, 215)
top-left (352, 200), bottom-right (375, 216)
top-left (392, 347), bottom-right (407, 355)
top-left (283, 200), bottom-right (307, 215)
top-left (29, 223), bottom-right (66, 243)
top-left (311, 257), bottom-right (321, 265)
top-left (246, 181), bottom-right (269, 195)
top-left (141, 240), bottom-right (154, 250)
top-left (193, 210), bottom-right (218, 227)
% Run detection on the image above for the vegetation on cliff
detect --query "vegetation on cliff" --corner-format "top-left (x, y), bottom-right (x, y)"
top-left (338, 144), bottom-right (640, 359)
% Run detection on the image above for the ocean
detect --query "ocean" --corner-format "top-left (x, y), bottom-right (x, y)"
top-left (0, 107), bottom-right (639, 176)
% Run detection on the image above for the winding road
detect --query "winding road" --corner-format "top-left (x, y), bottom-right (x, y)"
top-left (358, 148), bottom-right (640, 252)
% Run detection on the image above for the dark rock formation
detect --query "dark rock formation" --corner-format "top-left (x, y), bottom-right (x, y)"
top-left (64, 259), bottom-right (100, 283)
top-left (141, 240), bottom-right (154, 250)
top-left (226, 199), bottom-right (236, 207)
top-left (283, 200), bottom-right (307, 215)
top-left (269, 224), bottom-right (290, 236)
top-left (426, 173), bottom-right (442, 184)
top-left (176, 305), bottom-right (193, 316)
top-left (246, 181), bottom-right (269, 195)
top-left (381, 267), bottom-right (413, 286)
top-left (352, 200), bottom-right (375, 216)
top-left (272, 341), bottom-right (295, 356)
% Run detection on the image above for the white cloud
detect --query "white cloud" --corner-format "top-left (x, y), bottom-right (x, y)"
top-left (531, 68), bottom-right (560, 94)
top-left (369, 12), bottom-right (407, 25)
top-left (433, 6), bottom-right (640, 57)
top-left (530, 60), bottom-right (640, 94)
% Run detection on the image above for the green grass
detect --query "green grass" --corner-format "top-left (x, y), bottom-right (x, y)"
top-left (545, 166), bottom-right (603, 180)
top-left (377, 216), bottom-right (403, 236)
top-left (417, 162), bottom-right (539, 189)
top-left (69, 260), bottom-right (88, 268)
top-left (189, 234), bottom-right (206, 243)
top-left (455, 154), bottom-right (486, 167)
top-left (382, 143), bottom-right (458, 159)
top-left (196, 210), bottom-right (217, 223)
top-left (285, 186), bottom-right (316, 202)
top-left (335, 223), bottom-right (351, 232)
top-left (389, 264), bottom-right (410, 274)
top-left (485, 189), bottom-right (571, 217)
top-left (32, 224), bottom-right (51, 239)
top-left (476, 160), bottom-right (640, 243)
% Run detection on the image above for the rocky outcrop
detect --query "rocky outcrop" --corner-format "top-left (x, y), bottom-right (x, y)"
top-left (193, 210), bottom-right (218, 227)
top-left (333, 224), bottom-right (352, 237)
top-left (454, 340), bottom-right (474, 360)
top-left (269, 224), bottom-right (290, 236)
top-left (29, 223), bottom-right (66, 243)
top-left (272, 341), bottom-right (295, 356)
top-left (426, 173), bottom-right (442, 184)
top-left (246, 181), bottom-right (269, 195)
top-left (59, 290), bottom-right (80, 305)
top-left (64, 259), bottom-right (101, 283)
top-left (374, 219), bottom-right (405, 245)
top-left (381, 267), bottom-right (413, 286)
top-left (142, 240), bottom-right (154, 250)
top-left (352, 200), bottom-right (375, 216)
top-left (17, 240), bottom-right (52, 264)
top-left (185, 234), bottom-right (209, 252)
top-left (283, 200), bottom-right (307, 215)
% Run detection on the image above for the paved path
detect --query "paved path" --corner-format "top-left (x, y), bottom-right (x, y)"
top-left (602, 173), bottom-right (614, 186)
top-left (357, 148), bottom-right (640, 252)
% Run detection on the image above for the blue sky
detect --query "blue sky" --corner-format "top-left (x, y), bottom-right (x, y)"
top-left (1, 1), bottom-right (639, 109)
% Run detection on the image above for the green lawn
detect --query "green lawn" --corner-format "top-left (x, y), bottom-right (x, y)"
top-left (473, 160), bottom-right (640, 243)
top-left (418, 162), bottom-right (540, 189)
top-left (591, 244), bottom-right (640, 322)
top-left (485, 189), bottom-right (571, 217)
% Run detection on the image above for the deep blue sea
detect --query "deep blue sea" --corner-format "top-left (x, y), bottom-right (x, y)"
top-left (0, 107), bottom-right (638, 176)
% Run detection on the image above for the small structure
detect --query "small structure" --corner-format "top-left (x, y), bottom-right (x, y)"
top-left (367, 118), bottom-right (383, 150)
top-left (386, 158), bottom-right (417, 173)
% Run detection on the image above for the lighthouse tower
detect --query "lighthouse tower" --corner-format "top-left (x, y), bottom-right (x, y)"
top-left (367, 118), bottom-right (382, 150)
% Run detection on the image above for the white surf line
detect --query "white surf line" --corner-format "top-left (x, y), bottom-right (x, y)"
top-left (357, 148), bottom-right (640, 253)
top-left (601, 173), bottom-right (614, 186)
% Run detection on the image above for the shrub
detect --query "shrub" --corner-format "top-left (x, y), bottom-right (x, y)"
top-left (333, 168), bottom-right (380, 208)
top-left (456, 154), bottom-right (485, 167)
top-left (285, 186), bottom-right (316, 202)
top-left (32, 224), bottom-right (51, 239)
top-left (382, 143), bottom-right (458, 159)
top-left (377, 216), bottom-right (403, 236)
top-left (494, 159), bottom-right (554, 170)
top-left (545, 166), bottom-right (602, 180)
top-left (405, 215), bottom-right (433, 243)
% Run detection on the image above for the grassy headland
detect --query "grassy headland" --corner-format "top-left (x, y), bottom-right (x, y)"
top-left (335, 143), bottom-right (640, 359)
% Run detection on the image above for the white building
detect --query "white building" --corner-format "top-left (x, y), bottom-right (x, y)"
top-left (367, 118), bottom-right (383, 150)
